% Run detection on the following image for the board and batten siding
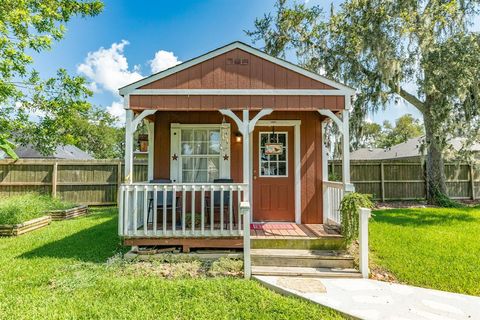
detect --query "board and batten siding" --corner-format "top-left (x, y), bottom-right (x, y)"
top-left (154, 110), bottom-right (325, 224)
top-left (129, 48), bottom-right (345, 111)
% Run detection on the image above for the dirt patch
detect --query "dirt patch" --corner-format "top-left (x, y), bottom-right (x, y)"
top-left (107, 253), bottom-right (243, 279)
top-left (375, 201), bottom-right (432, 209)
top-left (369, 265), bottom-right (398, 283)
top-left (375, 199), bottom-right (480, 209)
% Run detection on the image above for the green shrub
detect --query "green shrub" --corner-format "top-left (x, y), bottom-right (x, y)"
top-left (0, 193), bottom-right (76, 224)
top-left (339, 192), bottom-right (374, 242)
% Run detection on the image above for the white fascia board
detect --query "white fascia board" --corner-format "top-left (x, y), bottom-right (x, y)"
top-left (119, 42), bottom-right (356, 96)
top-left (128, 89), bottom-right (351, 96)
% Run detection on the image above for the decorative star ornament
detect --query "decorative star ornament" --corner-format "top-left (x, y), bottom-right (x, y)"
top-left (172, 154), bottom-right (178, 160)
top-left (223, 154), bottom-right (229, 161)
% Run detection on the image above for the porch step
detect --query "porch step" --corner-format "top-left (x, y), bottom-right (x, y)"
top-left (251, 266), bottom-right (362, 278)
top-left (251, 237), bottom-right (345, 250)
top-left (251, 249), bottom-right (354, 269)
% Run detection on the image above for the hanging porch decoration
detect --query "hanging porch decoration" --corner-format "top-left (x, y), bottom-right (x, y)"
top-left (264, 126), bottom-right (283, 155)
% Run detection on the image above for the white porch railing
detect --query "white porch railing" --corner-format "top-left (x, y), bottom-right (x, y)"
top-left (323, 181), bottom-right (344, 225)
top-left (118, 182), bottom-right (248, 238)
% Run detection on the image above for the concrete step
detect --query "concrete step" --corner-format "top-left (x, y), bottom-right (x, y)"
top-left (251, 266), bottom-right (362, 278)
top-left (251, 249), bottom-right (354, 268)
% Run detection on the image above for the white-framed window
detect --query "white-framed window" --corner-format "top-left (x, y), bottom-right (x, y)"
top-left (170, 123), bottom-right (230, 183)
top-left (259, 131), bottom-right (288, 177)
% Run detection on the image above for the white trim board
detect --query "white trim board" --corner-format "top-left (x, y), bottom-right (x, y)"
top-left (255, 120), bottom-right (301, 224)
top-left (119, 41), bottom-right (355, 96)
top-left (128, 89), bottom-right (350, 96)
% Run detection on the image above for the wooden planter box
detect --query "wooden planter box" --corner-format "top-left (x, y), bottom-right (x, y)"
top-left (0, 215), bottom-right (52, 236)
top-left (48, 205), bottom-right (88, 221)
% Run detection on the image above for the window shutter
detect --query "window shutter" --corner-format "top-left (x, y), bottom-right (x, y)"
top-left (170, 124), bottom-right (180, 182)
top-left (220, 124), bottom-right (231, 179)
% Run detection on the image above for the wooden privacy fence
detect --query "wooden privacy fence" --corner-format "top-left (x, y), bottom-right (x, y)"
top-left (1, 159), bottom-right (478, 204)
top-left (0, 160), bottom-right (147, 205)
top-left (329, 160), bottom-right (480, 201)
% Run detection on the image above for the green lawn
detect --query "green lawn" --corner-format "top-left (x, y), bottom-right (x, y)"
top-left (0, 207), bottom-right (343, 319)
top-left (370, 206), bottom-right (480, 296)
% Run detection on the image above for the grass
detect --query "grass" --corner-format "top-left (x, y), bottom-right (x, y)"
top-left (0, 207), bottom-right (344, 319)
top-left (0, 193), bottom-right (76, 225)
top-left (370, 206), bottom-right (480, 296)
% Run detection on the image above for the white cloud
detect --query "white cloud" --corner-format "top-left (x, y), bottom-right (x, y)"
top-left (77, 40), bottom-right (143, 95)
top-left (106, 100), bottom-right (125, 125)
top-left (78, 41), bottom-right (181, 124)
top-left (150, 50), bottom-right (181, 73)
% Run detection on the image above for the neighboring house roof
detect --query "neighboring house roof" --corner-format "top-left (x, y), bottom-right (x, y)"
top-left (350, 137), bottom-right (480, 161)
top-left (0, 144), bottom-right (94, 160)
top-left (119, 41), bottom-right (356, 96)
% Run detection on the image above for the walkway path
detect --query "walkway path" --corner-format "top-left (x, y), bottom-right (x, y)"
top-left (254, 276), bottom-right (480, 320)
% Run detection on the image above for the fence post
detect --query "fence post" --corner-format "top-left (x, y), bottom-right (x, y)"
top-left (117, 162), bottom-right (122, 203)
top-left (470, 164), bottom-right (476, 200)
top-left (240, 201), bottom-right (251, 279)
top-left (380, 162), bottom-right (385, 201)
top-left (359, 207), bottom-right (371, 279)
top-left (52, 161), bottom-right (58, 198)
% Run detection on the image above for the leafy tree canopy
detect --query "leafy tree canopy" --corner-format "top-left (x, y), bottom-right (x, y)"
top-left (0, 0), bottom-right (103, 158)
top-left (248, 0), bottom-right (480, 203)
top-left (355, 114), bottom-right (424, 149)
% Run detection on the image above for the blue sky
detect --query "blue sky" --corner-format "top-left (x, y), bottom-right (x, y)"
top-left (31, 0), bottom-right (421, 124)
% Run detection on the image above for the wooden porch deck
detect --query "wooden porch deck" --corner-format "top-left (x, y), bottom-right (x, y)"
top-left (250, 223), bottom-right (341, 239)
top-left (134, 222), bottom-right (341, 238)
top-left (125, 223), bottom-right (344, 252)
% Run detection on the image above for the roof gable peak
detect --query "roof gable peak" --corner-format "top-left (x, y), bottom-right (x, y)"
top-left (119, 41), bottom-right (355, 95)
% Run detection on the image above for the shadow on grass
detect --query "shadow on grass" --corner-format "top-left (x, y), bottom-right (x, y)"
top-left (372, 208), bottom-right (477, 227)
top-left (19, 208), bottom-right (124, 263)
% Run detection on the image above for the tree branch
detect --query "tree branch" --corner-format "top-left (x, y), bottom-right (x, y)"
top-left (398, 87), bottom-right (425, 114)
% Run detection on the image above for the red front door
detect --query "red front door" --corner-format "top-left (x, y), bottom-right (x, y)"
top-left (252, 126), bottom-right (295, 222)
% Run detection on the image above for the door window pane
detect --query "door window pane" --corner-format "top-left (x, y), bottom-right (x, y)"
top-left (259, 132), bottom-right (288, 177)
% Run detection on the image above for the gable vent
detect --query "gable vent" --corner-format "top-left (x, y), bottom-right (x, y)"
top-left (227, 58), bottom-right (249, 65)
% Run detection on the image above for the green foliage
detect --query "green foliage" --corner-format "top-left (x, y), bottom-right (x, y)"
top-left (248, 0), bottom-right (480, 202)
top-left (0, 134), bottom-right (18, 159)
top-left (0, 208), bottom-right (344, 319)
top-left (0, 193), bottom-right (75, 224)
top-left (370, 207), bottom-right (480, 295)
top-left (0, 0), bottom-right (103, 157)
top-left (432, 190), bottom-right (464, 208)
top-left (68, 107), bottom-right (125, 159)
top-left (339, 192), bottom-right (374, 242)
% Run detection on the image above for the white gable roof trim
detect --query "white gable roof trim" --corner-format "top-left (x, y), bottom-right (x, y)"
top-left (119, 41), bottom-right (356, 96)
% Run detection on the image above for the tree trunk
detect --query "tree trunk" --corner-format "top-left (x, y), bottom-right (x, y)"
top-left (422, 106), bottom-right (447, 204)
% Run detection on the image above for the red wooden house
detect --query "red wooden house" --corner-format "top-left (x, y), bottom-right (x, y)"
top-left (118, 42), bottom-right (357, 277)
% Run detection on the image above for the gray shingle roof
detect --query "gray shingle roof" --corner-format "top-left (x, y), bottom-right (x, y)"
top-left (350, 137), bottom-right (480, 161)
top-left (1, 144), bottom-right (93, 160)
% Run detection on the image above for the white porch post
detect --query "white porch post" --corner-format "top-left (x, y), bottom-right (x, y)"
top-left (318, 108), bottom-right (354, 193)
top-left (219, 108), bottom-right (273, 202)
top-left (147, 121), bottom-right (155, 181)
top-left (322, 121), bottom-right (329, 224)
top-left (342, 110), bottom-right (351, 188)
top-left (242, 110), bottom-right (250, 192)
top-left (321, 121), bottom-right (329, 182)
top-left (124, 108), bottom-right (134, 184)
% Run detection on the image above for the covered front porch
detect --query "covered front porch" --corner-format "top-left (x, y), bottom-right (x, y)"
top-left (117, 42), bottom-right (356, 255)
top-left (118, 108), bottom-right (351, 245)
